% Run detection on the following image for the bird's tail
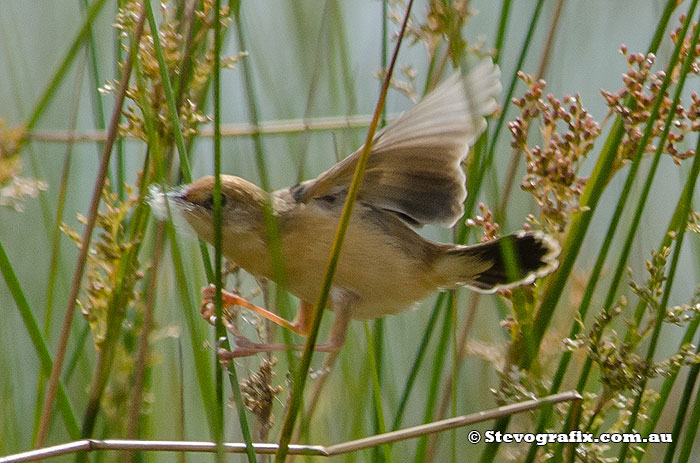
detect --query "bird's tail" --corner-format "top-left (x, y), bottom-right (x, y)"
top-left (434, 231), bottom-right (560, 293)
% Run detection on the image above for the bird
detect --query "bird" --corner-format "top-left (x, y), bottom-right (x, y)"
top-left (149, 59), bottom-right (560, 357)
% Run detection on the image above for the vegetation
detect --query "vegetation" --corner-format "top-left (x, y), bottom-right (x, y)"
top-left (1, 1), bottom-right (700, 462)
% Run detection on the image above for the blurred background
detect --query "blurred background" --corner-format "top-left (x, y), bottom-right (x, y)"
top-left (1, 0), bottom-right (698, 462)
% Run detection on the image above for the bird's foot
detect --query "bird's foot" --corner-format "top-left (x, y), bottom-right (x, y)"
top-left (200, 285), bottom-right (254, 332)
top-left (216, 334), bottom-right (267, 360)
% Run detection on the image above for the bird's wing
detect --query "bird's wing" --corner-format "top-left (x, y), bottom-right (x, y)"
top-left (292, 59), bottom-right (501, 227)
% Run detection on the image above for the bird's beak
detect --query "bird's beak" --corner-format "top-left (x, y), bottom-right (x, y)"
top-left (147, 184), bottom-right (188, 220)
top-left (147, 184), bottom-right (201, 238)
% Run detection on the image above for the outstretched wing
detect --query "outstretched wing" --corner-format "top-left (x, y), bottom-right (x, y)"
top-left (292, 59), bottom-right (501, 227)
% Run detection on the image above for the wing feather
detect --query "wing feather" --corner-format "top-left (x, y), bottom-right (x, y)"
top-left (294, 59), bottom-right (501, 227)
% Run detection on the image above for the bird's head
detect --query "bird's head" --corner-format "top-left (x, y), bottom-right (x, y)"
top-left (149, 175), bottom-right (267, 242)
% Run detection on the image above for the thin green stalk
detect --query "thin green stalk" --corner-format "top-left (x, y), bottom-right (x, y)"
top-left (497, 0), bottom-right (565, 220)
top-left (78, 0), bottom-right (108, 167)
top-left (115, 0), bottom-right (127, 200)
top-left (677, 376), bottom-right (700, 463)
top-left (450, 292), bottom-right (457, 463)
top-left (212, 0), bottom-right (226, 459)
top-left (380, 0), bottom-right (388, 124)
top-left (174, 5), bottom-right (235, 194)
top-left (292, 3), bottom-right (365, 435)
top-left (133, 60), bottom-right (161, 169)
top-left (425, 294), bottom-right (481, 462)
top-left (423, 43), bottom-right (446, 95)
top-left (661, 340), bottom-right (700, 463)
top-left (231, 2), bottom-right (295, 361)
top-left (62, 324), bottom-right (91, 384)
top-left (451, 0), bottom-right (514, 231)
top-left (229, 0), bottom-right (272, 203)
top-left (492, 0), bottom-right (512, 64)
top-left (143, 0), bottom-right (215, 285)
top-left (372, 315), bottom-right (386, 463)
top-left (34, 50), bottom-right (87, 443)
top-left (292, 0), bottom-right (332, 183)
top-left (391, 294), bottom-right (446, 431)
top-left (482, 0), bottom-right (516, 226)
top-left (212, 0), bottom-right (256, 460)
top-left (172, 1), bottom-right (235, 177)
top-left (177, 341), bottom-right (186, 463)
top-left (329, 0), bottom-right (358, 119)
top-left (0, 240), bottom-right (80, 439)
top-left (275, 2), bottom-right (415, 460)
top-left (617, 185), bottom-right (692, 461)
top-left (364, 322), bottom-right (391, 463)
top-left (23, 0), bottom-right (108, 134)
top-left (169, 2), bottom-right (225, 181)
top-left (124, 224), bottom-right (163, 463)
top-left (346, 361), bottom-right (373, 463)
top-left (144, 0), bottom-right (192, 182)
top-left (372, 3), bottom-right (389, 460)
top-left (414, 298), bottom-right (453, 462)
top-left (166, 223), bottom-right (217, 432)
top-left (171, 0), bottom-right (201, 103)
top-left (461, 142), bottom-right (484, 242)
top-left (477, 0), bottom-right (545, 191)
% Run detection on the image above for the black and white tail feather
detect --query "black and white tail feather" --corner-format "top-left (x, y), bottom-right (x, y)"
top-left (437, 231), bottom-right (561, 293)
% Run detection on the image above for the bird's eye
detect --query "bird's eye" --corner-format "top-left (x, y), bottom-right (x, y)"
top-left (203, 193), bottom-right (227, 210)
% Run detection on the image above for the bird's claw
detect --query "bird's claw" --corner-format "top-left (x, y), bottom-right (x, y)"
top-left (200, 285), bottom-right (235, 330)
top-left (200, 284), bottom-right (217, 325)
top-left (216, 333), bottom-right (260, 360)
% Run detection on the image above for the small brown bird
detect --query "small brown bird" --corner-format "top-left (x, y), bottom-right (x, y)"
top-left (149, 59), bottom-right (559, 357)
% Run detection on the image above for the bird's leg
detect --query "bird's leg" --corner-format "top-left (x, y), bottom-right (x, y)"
top-left (200, 285), bottom-right (308, 335)
top-left (216, 300), bottom-right (353, 359)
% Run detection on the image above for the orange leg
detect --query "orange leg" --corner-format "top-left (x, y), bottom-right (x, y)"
top-left (200, 285), bottom-right (310, 335)
top-left (200, 286), bottom-right (352, 358)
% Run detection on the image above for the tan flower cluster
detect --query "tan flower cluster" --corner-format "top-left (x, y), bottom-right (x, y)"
top-left (62, 184), bottom-right (144, 347)
top-left (602, 34), bottom-right (700, 167)
top-left (240, 357), bottom-right (284, 439)
top-left (465, 202), bottom-right (500, 242)
top-left (105, 0), bottom-right (243, 143)
top-left (384, 0), bottom-right (487, 98)
top-left (0, 120), bottom-right (45, 211)
top-left (510, 73), bottom-right (600, 233)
